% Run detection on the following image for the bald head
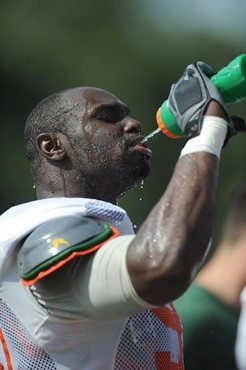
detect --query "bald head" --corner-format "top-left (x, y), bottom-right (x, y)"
top-left (24, 87), bottom-right (111, 178)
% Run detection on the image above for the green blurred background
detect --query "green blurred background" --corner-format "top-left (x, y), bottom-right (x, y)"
top-left (1, 0), bottom-right (246, 243)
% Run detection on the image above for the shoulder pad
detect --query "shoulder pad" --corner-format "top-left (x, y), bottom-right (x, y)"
top-left (18, 215), bottom-right (119, 286)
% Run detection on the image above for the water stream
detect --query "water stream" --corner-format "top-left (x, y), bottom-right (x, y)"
top-left (132, 129), bottom-right (161, 230)
top-left (141, 127), bottom-right (161, 143)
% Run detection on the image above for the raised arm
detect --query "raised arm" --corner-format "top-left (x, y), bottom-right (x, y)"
top-left (126, 63), bottom-right (229, 305)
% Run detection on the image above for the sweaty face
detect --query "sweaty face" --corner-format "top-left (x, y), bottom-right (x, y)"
top-left (67, 88), bottom-right (152, 197)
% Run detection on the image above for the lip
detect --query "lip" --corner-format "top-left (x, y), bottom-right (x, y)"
top-left (129, 138), bottom-right (152, 159)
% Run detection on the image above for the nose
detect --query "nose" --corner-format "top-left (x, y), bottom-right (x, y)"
top-left (123, 117), bottom-right (142, 134)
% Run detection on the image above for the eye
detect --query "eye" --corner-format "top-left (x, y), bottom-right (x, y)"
top-left (98, 108), bottom-right (125, 123)
top-left (98, 111), bottom-right (116, 123)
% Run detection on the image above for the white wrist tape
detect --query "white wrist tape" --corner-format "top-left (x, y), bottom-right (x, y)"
top-left (180, 116), bottom-right (228, 158)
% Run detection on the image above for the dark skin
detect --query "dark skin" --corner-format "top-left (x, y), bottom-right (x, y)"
top-left (36, 88), bottom-right (151, 203)
top-left (35, 87), bottom-right (226, 305)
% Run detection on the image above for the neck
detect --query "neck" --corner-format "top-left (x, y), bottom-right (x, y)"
top-left (36, 188), bottom-right (118, 205)
top-left (35, 167), bottom-right (120, 205)
top-left (195, 243), bottom-right (246, 310)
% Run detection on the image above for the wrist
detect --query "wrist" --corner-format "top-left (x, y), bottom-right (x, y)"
top-left (180, 116), bottom-right (228, 158)
top-left (204, 100), bottom-right (227, 119)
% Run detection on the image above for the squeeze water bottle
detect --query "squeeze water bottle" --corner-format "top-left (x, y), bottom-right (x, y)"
top-left (156, 54), bottom-right (246, 138)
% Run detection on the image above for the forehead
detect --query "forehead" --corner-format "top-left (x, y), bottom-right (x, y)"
top-left (63, 87), bottom-right (129, 125)
top-left (82, 88), bottom-right (124, 114)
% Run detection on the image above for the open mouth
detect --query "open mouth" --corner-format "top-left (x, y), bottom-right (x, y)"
top-left (129, 139), bottom-right (152, 159)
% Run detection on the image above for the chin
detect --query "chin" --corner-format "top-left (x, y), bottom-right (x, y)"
top-left (126, 151), bottom-right (151, 175)
top-left (126, 161), bottom-right (150, 186)
top-left (119, 170), bottom-right (149, 198)
top-left (116, 153), bottom-right (151, 195)
top-left (132, 155), bottom-right (151, 178)
top-left (136, 163), bottom-right (150, 179)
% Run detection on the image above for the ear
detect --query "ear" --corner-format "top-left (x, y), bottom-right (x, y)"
top-left (36, 133), bottom-right (67, 161)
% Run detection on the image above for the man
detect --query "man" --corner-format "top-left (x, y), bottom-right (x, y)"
top-left (0, 62), bottom-right (240, 369)
top-left (175, 180), bottom-right (246, 370)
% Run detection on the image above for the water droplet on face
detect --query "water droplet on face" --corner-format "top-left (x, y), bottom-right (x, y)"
top-left (133, 224), bottom-right (137, 229)
top-left (140, 179), bottom-right (144, 189)
top-left (139, 198), bottom-right (142, 201)
top-left (33, 184), bottom-right (36, 189)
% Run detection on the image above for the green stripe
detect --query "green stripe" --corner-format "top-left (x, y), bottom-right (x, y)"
top-left (21, 224), bottom-right (113, 280)
top-left (160, 100), bottom-right (183, 136)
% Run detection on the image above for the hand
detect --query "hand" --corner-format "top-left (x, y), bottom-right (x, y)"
top-left (168, 62), bottom-right (229, 138)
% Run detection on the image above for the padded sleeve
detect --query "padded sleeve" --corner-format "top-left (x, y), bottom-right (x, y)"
top-left (18, 215), bottom-right (119, 286)
top-left (28, 235), bottom-right (155, 320)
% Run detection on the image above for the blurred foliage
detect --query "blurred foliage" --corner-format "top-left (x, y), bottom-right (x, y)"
top-left (0, 0), bottom-right (245, 244)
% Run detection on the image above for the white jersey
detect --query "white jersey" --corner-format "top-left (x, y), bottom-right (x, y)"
top-left (0, 198), bottom-right (184, 369)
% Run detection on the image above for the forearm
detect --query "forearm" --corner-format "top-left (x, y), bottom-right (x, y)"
top-left (126, 102), bottom-right (227, 305)
top-left (127, 151), bottom-right (218, 305)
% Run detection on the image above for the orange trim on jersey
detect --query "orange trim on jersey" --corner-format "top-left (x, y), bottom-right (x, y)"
top-left (152, 304), bottom-right (184, 369)
top-left (21, 226), bottom-right (120, 287)
top-left (0, 329), bottom-right (13, 370)
top-left (155, 352), bottom-right (183, 370)
top-left (152, 304), bottom-right (182, 332)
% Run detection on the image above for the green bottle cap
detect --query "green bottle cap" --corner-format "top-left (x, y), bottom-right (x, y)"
top-left (158, 100), bottom-right (183, 138)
